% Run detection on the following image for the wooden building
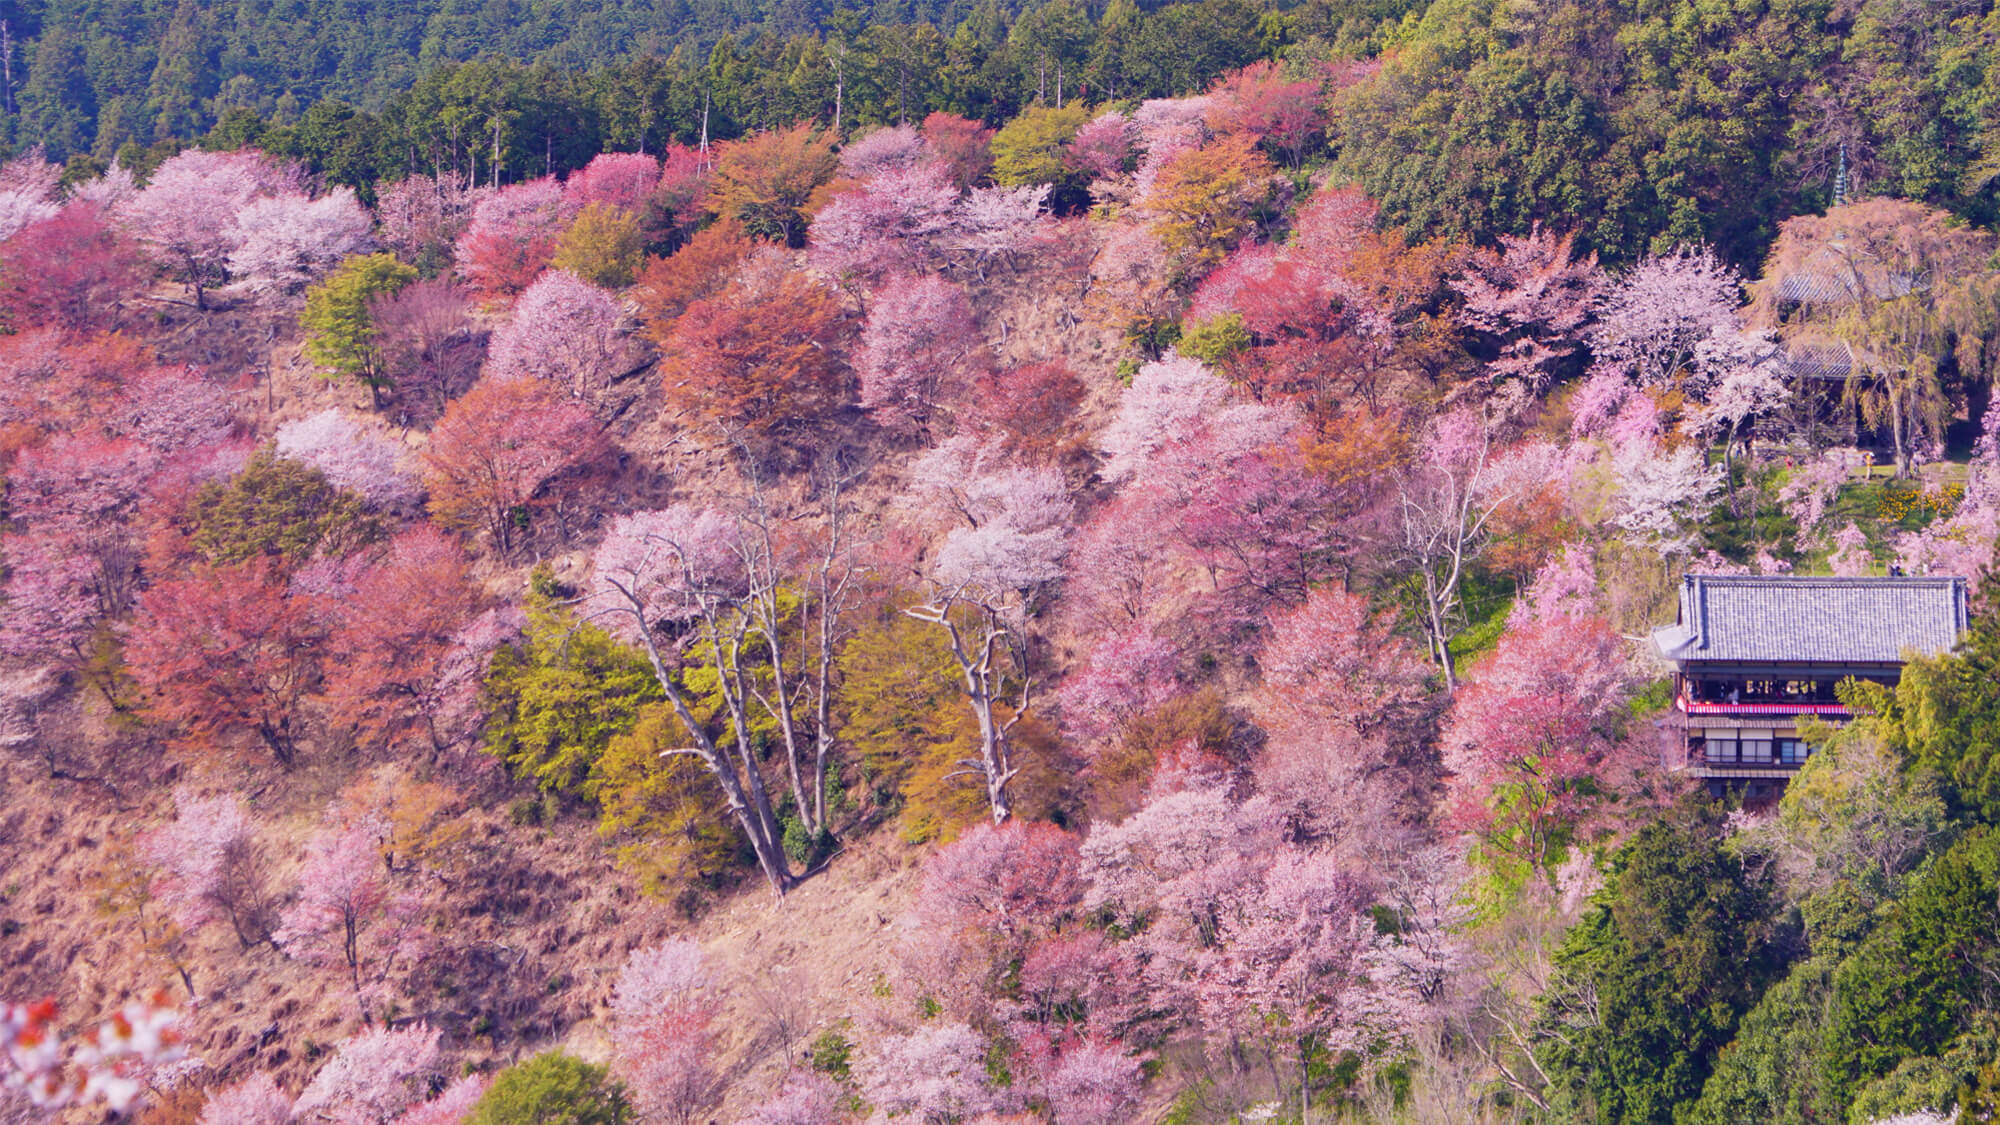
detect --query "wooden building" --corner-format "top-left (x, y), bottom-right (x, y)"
top-left (1651, 574), bottom-right (1970, 799)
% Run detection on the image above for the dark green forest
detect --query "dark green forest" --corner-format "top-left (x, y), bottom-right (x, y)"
top-left (4, 0), bottom-right (1997, 267)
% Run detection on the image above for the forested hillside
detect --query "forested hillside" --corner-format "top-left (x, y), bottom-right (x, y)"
top-left (2, 2), bottom-right (2000, 1124)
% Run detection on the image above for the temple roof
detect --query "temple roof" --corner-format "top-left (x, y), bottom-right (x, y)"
top-left (1652, 574), bottom-right (1970, 665)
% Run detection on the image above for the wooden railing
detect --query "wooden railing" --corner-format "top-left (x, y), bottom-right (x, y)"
top-left (1676, 692), bottom-right (1850, 718)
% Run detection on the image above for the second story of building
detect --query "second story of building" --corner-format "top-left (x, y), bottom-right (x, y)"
top-left (1652, 573), bottom-right (1970, 721)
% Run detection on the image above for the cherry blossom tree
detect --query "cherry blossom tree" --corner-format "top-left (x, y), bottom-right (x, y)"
top-left (137, 788), bottom-right (276, 949)
top-left (1777, 448), bottom-right (1855, 541)
top-left (566, 152), bottom-right (663, 213)
top-left (227, 188), bottom-right (375, 298)
top-left (391, 1075), bottom-right (489, 1125)
top-left (1450, 224), bottom-right (1602, 408)
top-left (483, 269), bottom-right (632, 405)
top-left (1392, 409), bottom-right (1536, 688)
top-left (273, 809), bottom-right (426, 1019)
top-left (318, 526), bottom-right (484, 753)
top-left (0, 202), bottom-right (145, 331)
top-left (1206, 60), bottom-right (1324, 167)
top-left (945, 184), bottom-right (1050, 277)
top-left (898, 821), bottom-right (1083, 1008)
top-left (807, 161), bottom-right (961, 286)
top-left (1080, 772), bottom-right (1274, 1026)
top-left (839, 124), bottom-right (930, 178)
top-left (854, 1022), bottom-right (1007, 1122)
top-left (0, 151), bottom-right (59, 242)
top-left (906, 438), bottom-right (1074, 822)
top-left (289, 1024), bottom-right (441, 1125)
top-left (855, 274), bottom-right (988, 434)
top-left (2, 995), bottom-right (185, 1115)
top-left (121, 149), bottom-right (293, 309)
top-left (275, 410), bottom-right (420, 511)
top-left (922, 112), bottom-right (997, 192)
top-left (608, 941), bottom-right (721, 1125)
top-left (1201, 851), bottom-right (1404, 1118)
top-left (1031, 1036), bottom-right (1144, 1125)
top-left (1588, 245), bottom-right (1742, 388)
top-left (1055, 621), bottom-right (1179, 745)
top-left (126, 562), bottom-right (321, 766)
top-left (1065, 112), bottom-right (1138, 184)
top-left (1256, 585), bottom-right (1430, 739)
top-left (1829, 522), bottom-right (1874, 576)
top-left (370, 278), bottom-right (485, 420)
top-left (453, 177), bottom-right (571, 295)
top-left (733, 1073), bottom-right (843, 1125)
top-left (421, 377), bottom-right (607, 556)
top-left (374, 173), bottom-right (485, 270)
top-left (197, 1072), bottom-right (292, 1125)
top-left (1610, 441), bottom-right (1723, 555)
top-left (1441, 612), bottom-right (1634, 875)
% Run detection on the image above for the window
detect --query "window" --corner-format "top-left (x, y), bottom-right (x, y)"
top-left (1779, 739), bottom-right (1812, 765)
top-left (1742, 738), bottom-right (1774, 764)
top-left (1705, 735), bottom-right (1739, 763)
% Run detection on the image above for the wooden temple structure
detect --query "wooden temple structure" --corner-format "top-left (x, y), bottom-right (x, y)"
top-left (1651, 574), bottom-right (1970, 799)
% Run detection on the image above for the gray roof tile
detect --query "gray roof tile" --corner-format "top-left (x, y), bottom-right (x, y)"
top-left (1653, 574), bottom-right (1969, 664)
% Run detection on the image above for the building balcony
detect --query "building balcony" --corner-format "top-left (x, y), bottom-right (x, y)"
top-left (1675, 689), bottom-right (1850, 720)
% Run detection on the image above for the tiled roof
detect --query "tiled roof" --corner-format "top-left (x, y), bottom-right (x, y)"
top-left (1652, 574), bottom-right (1970, 664)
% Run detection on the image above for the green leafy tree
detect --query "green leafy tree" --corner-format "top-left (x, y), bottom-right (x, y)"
top-left (186, 449), bottom-right (386, 566)
top-left (483, 599), bottom-right (664, 798)
top-left (1535, 802), bottom-right (1786, 1125)
top-left (1874, 583), bottom-right (2000, 822)
top-left (1822, 827), bottom-right (2000, 1106)
top-left (552, 202), bottom-right (646, 288)
top-left (467, 1054), bottom-right (633, 1125)
top-left (301, 253), bottom-right (418, 405)
top-left (989, 103), bottom-right (1088, 188)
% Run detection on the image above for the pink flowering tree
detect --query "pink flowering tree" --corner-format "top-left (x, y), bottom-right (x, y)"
top-left (137, 788), bottom-right (276, 950)
top-left (1777, 449), bottom-right (1856, 543)
top-left (1587, 245), bottom-right (1743, 388)
top-left (1610, 440), bottom-right (1724, 556)
top-left (608, 941), bottom-right (721, 1125)
top-left (839, 124), bottom-right (930, 178)
top-left (906, 437), bottom-right (1074, 823)
top-left (566, 152), bottom-right (664, 214)
top-left (1206, 60), bottom-right (1324, 167)
top-left (0, 151), bottom-right (60, 241)
top-left (1392, 409), bottom-right (1536, 688)
top-left (1, 995), bottom-right (185, 1115)
top-left (1201, 851), bottom-right (1406, 1119)
top-left (1019, 1034), bottom-right (1144, 1125)
top-left (275, 409), bottom-right (420, 511)
top-left (289, 1024), bottom-right (442, 1125)
top-left (273, 809), bottom-right (426, 1020)
top-left (1450, 224), bottom-right (1603, 409)
top-left (370, 278), bottom-right (486, 420)
top-left (1055, 621), bottom-right (1179, 746)
top-left (1065, 112), bottom-right (1137, 186)
top-left (1257, 586), bottom-right (1430, 739)
top-left (1441, 612), bottom-right (1635, 877)
top-left (374, 173), bottom-right (486, 271)
top-left (945, 184), bottom-right (1050, 278)
top-left (807, 161), bottom-right (961, 287)
top-left (483, 269), bottom-right (632, 405)
top-left (1078, 774), bottom-right (1275, 1028)
top-left (855, 274), bottom-right (988, 435)
top-left (197, 1072), bottom-right (293, 1125)
top-left (733, 1072), bottom-right (843, 1125)
top-left (897, 821), bottom-right (1083, 1013)
top-left (923, 112), bottom-right (996, 191)
top-left (227, 188), bottom-right (376, 299)
top-left (120, 149), bottom-right (294, 308)
top-left (391, 1074), bottom-right (489, 1125)
top-left (453, 177), bottom-right (572, 294)
top-left (854, 1022), bottom-right (1008, 1122)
